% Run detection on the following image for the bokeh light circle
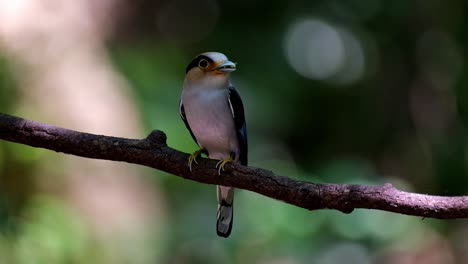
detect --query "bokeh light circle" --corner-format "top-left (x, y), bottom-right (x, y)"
top-left (285, 19), bottom-right (345, 80)
top-left (284, 18), bottom-right (366, 85)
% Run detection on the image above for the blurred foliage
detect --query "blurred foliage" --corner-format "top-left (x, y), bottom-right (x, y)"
top-left (2, 0), bottom-right (468, 263)
top-left (0, 56), bottom-right (17, 112)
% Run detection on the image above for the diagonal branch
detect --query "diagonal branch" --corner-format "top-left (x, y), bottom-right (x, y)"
top-left (1, 112), bottom-right (468, 219)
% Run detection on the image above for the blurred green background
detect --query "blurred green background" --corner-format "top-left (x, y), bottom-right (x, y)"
top-left (1, 0), bottom-right (468, 263)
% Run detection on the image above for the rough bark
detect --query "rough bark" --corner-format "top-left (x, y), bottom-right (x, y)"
top-left (1, 112), bottom-right (468, 219)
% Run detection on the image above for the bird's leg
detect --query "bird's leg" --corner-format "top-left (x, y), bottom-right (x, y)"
top-left (215, 152), bottom-right (235, 175)
top-left (188, 149), bottom-right (204, 171)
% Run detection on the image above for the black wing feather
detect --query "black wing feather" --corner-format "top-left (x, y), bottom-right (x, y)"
top-left (179, 101), bottom-right (199, 145)
top-left (228, 87), bottom-right (248, 165)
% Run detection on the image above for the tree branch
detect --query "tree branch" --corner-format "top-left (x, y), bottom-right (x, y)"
top-left (1, 112), bottom-right (467, 219)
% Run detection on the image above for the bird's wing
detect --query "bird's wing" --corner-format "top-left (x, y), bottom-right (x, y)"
top-left (228, 86), bottom-right (248, 165)
top-left (179, 100), bottom-right (199, 146)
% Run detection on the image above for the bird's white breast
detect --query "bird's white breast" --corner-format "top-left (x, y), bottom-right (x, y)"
top-left (182, 88), bottom-right (239, 160)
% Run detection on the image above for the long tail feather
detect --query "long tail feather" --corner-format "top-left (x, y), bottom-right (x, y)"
top-left (217, 185), bottom-right (234, 238)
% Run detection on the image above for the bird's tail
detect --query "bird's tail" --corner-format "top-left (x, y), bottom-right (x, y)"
top-left (216, 185), bottom-right (234, 238)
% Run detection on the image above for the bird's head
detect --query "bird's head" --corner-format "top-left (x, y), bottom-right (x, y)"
top-left (184, 52), bottom-right (236, 85)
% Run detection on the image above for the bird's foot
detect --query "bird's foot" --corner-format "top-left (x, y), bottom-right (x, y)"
top-left (188, 149), bottom-right (203, 171)
top-left (215, 156), bottom-right (234, 175)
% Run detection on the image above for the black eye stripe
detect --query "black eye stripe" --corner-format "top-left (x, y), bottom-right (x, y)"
top-left (185, 55), bottom-right (214, 73)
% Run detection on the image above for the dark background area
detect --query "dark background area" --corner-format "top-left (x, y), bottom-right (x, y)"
top-left (1, 0), bottom-right (468, 263)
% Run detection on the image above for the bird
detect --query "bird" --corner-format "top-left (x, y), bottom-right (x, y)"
top-left (179, 52), bottom-right (247, 238)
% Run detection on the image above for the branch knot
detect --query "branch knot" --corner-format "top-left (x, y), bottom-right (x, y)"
top-left (146, 130), bottom-right (167, 148)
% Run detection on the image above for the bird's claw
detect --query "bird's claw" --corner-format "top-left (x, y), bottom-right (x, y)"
top-left (188, 149), bottom-right (203, 171)
top-left (215, 157), bottom-right (234, 175)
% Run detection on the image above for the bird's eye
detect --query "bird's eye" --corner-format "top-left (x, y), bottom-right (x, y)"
top-left (198, 59), bottom-right (209, 69)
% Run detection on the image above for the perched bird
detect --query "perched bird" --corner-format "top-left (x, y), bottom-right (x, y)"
top-left (179, 52), bottom-right (248, 238)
